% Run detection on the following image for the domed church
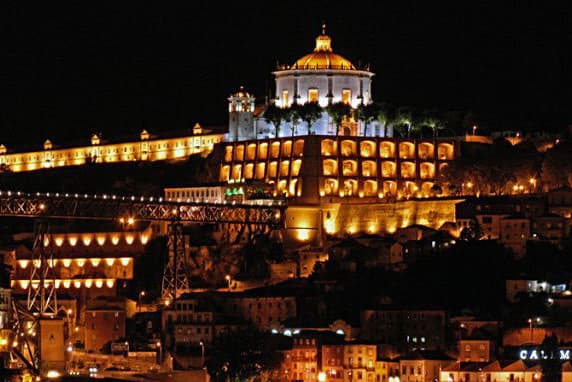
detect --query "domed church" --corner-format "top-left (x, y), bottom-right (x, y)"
top-left (227, 25), bottom-right (389, 141)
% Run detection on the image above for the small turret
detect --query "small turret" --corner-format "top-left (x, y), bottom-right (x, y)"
top-left (44, 139), bottom-right (53, 150)
top-left (91, 134), bottom-right (101, 145)
top-left (140, 129), bottom-right (150, 140)
top-left (193, 123), bottom-right (203, 135)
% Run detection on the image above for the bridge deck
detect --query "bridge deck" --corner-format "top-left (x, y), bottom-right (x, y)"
top-left (0, 191), bottom-right (285, 225)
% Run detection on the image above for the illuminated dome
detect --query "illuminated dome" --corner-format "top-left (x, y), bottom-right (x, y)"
top-left (291, 28), bottom-right (356, 70)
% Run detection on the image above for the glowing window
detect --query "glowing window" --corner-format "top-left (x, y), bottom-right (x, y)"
top-left (342, 89), bottom-right (352, 104)
top-left (342, 160), bottom-right (357, 176)
top-left (308, 88), bottom-right (319, 103)
top-left (282, 90), bottom-right (289, 107)
top-left (323, 159), bottom-right (338, 176)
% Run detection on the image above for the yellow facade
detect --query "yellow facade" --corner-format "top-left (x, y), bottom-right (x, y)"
top-left (10, 225), bottom-right (153, 291)
top-left (221, 136), bottom-right (456, 200)
top-left (0, 126), bottom-right (223, 173)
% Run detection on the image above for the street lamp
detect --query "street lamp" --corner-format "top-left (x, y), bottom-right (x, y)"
top-left (139, 291), bottom-right (146, 312)
top-left (225, 275), bottom-right (231, 291)
top-left (199, 340), bottom-right (205, 368)
top-left (529, 178), bottom-right (536, 193)
top-left (528, 317), bottom-right (541, 343)
top-left (472, 125), bottom-right (477, 136)
top-left (156, 341), bottom-right (162, 364)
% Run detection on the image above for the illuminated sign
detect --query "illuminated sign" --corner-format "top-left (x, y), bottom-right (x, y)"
top-left (519, 349), bottom-right (570, 360)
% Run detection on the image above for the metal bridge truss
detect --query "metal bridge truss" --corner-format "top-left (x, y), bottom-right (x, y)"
top-left (27, 222), bottom-right (58, 316)
top-left (0, 190), bottom-right (286, 305)
top-left (0, 191), bottom-right (285, 226)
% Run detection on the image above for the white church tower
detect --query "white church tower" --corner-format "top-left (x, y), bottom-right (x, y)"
top-left (227, 25), bottom-right (391, 141)
top-left (227, 86), bottom-right (256, 141)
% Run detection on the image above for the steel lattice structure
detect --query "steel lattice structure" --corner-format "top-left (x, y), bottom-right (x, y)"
top-left (27, 223), bottom-right (58, 316)
top-left (0, 190), bottom-right (286, 308)
top-left (0, 190), bottom-right (285, 226)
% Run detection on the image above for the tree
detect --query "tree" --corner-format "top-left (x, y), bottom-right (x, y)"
top-left (418, 111), bottom-right (443, 138)
top-left (284, 103), bottom-right (302, 136)
top-left (264, 104), bottom-right (284, 138)
top-left (539, 334), bottom-right (560, 382)
top-left (326, 102), bottom-right (352, 136)
top-left (393, 107), bottom-right (414, 138)
top-left (299, 102), bottom-right (323, 135)
top-left (206, 328), bottom-right (283, 382)
top-left (355, 103), bottom-right (379, 136)
top-left (377, 102), bottom-right (395, 137)
top-left (541, 141), bottom-right (572, 189)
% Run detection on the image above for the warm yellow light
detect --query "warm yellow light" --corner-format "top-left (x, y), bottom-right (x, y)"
top-left (95, 279), bottom-right (104, 288)
top-left (68, 236), bottom-right (78, 246)
top-left (105, 258), bottom-right (115, 266)
top-left (18, 260), bottom-right (29, 269)
top-left (318, 372), bottom-right (326, 382)
top-left (84, 279), bottom-right (93, 288)
top-left (33, 259), bottom-right (41, 269)
top-left (82, 235), bottom-right (92, 246)
top-left (76, 258), bottom-right (86, 268)
top-left (297, 229), bottom-right (310, 241)
top-left (46, 370), bottom-right (60, 379)
top-left (62, 259), bottom-right (71, 268)
top-left (19, 280), bottom-right (29, 289)
top-left (90, 258), bottom-right (101, 267)
top-left (96, 235), bottom-right (106, 246)
top-left (54, 237), bottom-right (64, 247)
top-left (55, 280), bottom-right (61, 289)
top-left (120, 258), bottom-right (130, 266)
top-left (125, 235), bottom-right (134, 245)
top-left (63, 280), bottom-right (71, 288)
top-left (106, 279), bottom-right (115, 288)
top-left (73, 280), bottom-right (82, 289)
top-left (140, 235), bottom-right (149, 245)
top-left (111, 235), bottom-right (120, 245)
top-left (127, 217), bottom-right (135, 225)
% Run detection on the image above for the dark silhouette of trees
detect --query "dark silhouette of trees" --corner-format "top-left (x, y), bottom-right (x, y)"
top-left (326, 102), bottom-right (351, 136)
top-left (539, 334), bottom-right (561, 382)
top-left (299, 102), bottom-right (323, 135)
top-left (541, 141), bottom-right (572, 189)
top-left (264, 103), bottom-right (285, 137)
top-left (355, 103), bottom-right (380, 136)
top-left (284, 103), bottom-right (302, 136)
top-left (206, 328), bottom-right (283, 382)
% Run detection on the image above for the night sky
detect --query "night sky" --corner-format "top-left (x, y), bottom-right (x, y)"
top-left (1, 2), bottom-right (571, 146)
